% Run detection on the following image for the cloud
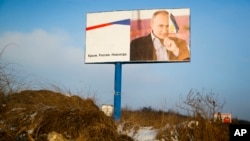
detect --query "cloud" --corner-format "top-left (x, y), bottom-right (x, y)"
top-left (0, 29), bottom-right (89, 90)
top-left (0, 29), bottom-right (119, 96)
top-left (0, 29), bottom-right (84, 69)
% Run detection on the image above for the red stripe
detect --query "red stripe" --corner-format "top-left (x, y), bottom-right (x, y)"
top-left (86, 23), bottom-right (112, 31)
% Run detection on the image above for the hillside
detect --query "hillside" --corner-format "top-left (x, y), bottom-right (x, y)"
top-left (0, 90), bottom-right (133, 141)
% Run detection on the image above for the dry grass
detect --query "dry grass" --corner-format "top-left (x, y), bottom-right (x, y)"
top-left (0, 89), bottom-right (243, 141)
top-left (0, 89), bottom-right (133, 141)
top-left (121, 107), bottom-right (186, 129)
top-left (120, 107), bottom-right (230, 141)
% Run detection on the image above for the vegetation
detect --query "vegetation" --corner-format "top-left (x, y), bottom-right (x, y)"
top-left (121, 106), bottom-right (230, 141)
top-left (0, 46), bottom-right (133, 140)
top-left (0, 45), bottom-right (249, 141)
top-left (0, 90), bottom-right (134, 141)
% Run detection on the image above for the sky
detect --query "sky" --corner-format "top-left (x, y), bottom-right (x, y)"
top-left (0, 0), bottom-right (250, 120)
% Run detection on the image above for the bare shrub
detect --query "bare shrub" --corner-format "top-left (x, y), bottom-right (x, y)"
top-left (0, 43), bottom-right (27, 94)
top-left (173, 89), bottom-right (229, 141)
top-left (178, 89), bottom-right (225, 120)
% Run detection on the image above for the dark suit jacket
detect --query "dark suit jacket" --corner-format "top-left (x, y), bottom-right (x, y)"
top-left (130, 34), bottom-right (190, 61)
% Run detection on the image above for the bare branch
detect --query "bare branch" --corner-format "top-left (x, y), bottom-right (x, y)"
top-left (177, 89), bottom-right (225, 120)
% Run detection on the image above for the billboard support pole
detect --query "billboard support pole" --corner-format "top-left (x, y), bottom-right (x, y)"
top-left (114, 62), bottom-right (122, 121)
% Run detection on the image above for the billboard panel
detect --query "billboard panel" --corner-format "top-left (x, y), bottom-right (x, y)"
top-left (85, 8), bottom-right (190, 63)
top-left (214, 113), bottom-right (232, 123)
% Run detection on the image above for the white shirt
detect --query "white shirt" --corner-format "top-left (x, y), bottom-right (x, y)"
top-left (151, 33), bottom-right (169, 61)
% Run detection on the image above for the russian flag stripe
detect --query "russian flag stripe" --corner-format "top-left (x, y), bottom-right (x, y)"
top-left (112, 19), bottom-right (130, 25)
top-left (86, 23), bottom-right (112, 31)
top-left (86, 19), bottom-right (130, 31)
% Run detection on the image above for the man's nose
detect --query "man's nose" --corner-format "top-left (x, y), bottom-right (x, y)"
top-left (162, 26), bottom-right (168, 33)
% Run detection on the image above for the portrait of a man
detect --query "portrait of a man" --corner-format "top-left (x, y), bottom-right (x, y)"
top-left (130, 10), bottom-right (190, 62)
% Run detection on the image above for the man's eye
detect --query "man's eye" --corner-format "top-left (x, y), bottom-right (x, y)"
top-left (158, 25), bottom-right (169, 28)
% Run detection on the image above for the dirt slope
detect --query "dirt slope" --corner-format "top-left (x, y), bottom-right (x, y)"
top-left (0, 90), bottom-right (133, 141)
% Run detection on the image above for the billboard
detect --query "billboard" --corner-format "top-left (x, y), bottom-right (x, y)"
top-left (85, 8), bottom-right (190, 63)
top-left (214, 113), bottom-right (232, 123)
top-left (101, 104), bottom-right (114, 117)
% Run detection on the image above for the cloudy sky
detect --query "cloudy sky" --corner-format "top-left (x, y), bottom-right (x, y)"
top-left (0, 0), bottom-right (250, 120)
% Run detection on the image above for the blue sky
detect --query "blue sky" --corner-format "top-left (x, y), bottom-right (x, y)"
top-left (0, 0), bottom-right (250, 120)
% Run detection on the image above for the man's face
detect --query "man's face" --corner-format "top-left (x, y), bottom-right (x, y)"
top-left (151, 13), bottom-right (169, 39)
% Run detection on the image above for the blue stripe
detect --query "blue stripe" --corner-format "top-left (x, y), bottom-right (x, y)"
top-left (112, 19), bottom-right (130, 25)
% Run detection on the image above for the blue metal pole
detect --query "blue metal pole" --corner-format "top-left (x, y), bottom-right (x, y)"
top-left (114, 62), bottom-right (122, 121)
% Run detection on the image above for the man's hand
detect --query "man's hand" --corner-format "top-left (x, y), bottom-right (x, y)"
top-left (163, 37), bottom-right (177, 52)
top-left (163, 37), bottom-right (179, 56)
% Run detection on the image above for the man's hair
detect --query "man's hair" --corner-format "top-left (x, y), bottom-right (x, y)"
top-left (152, 10), bottom-right (169, 19)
